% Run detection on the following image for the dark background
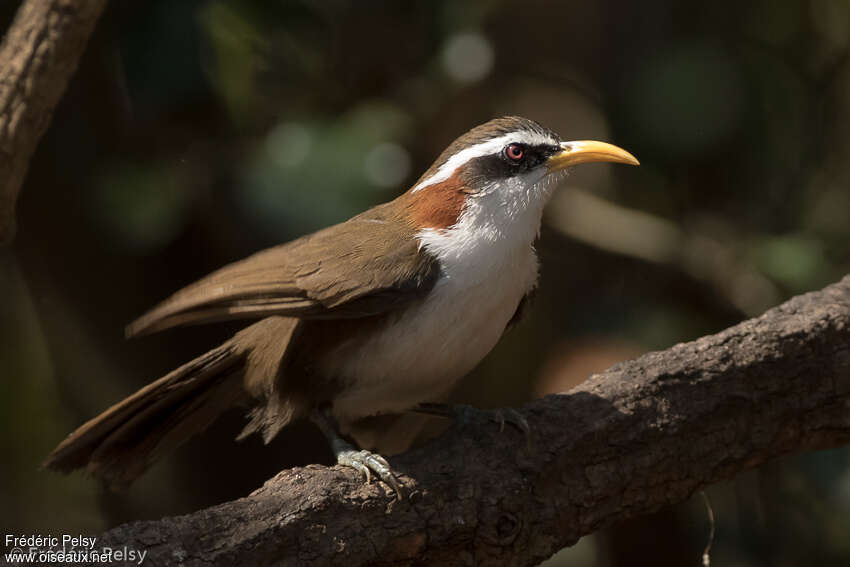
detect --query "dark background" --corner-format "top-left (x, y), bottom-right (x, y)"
top-left (2, 1), bottom-right (850, 565)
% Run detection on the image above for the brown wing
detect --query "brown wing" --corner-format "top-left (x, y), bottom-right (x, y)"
top-left (127, 202), bottom-right (439, 336)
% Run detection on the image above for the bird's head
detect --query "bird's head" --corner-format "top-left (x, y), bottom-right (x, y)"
top-left (401, 116), bottom-right (638, 240)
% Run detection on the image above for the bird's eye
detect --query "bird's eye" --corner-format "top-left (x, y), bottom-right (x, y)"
top-left (505, 143), bottom-right (524, 161)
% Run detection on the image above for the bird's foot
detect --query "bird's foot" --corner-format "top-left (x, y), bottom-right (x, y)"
top-left (414, 403), bottom-right (530, 434)
top-left (336, 448), bottom-right (403, 497)
top-left (310, 408), bottom-right (404, 500)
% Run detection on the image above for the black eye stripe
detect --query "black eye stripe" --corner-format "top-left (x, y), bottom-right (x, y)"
top-left (460, 141), bottom-right (562, 182)
top-left (501, 143), bottom-right (561, 167)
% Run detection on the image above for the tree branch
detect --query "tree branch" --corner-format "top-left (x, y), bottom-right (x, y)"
top-left (0, 0), bottom-right (107, 243)
top-left (87, 275), bottom-right (850, 565)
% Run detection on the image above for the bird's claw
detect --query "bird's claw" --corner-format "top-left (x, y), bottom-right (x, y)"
top-left (491, 407), bottom-right (530, 434)
top-left (310, 409), bottom-right (404, 500)
top-left (337, 449), bottom-right (403, 499)
top-left (457, 405), bottom-right (530, 436)
top-left (415, 403), bottom-right (531, 436)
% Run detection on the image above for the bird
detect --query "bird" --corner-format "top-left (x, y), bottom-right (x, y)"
top-left (44, 116), bottom-right (638, 497)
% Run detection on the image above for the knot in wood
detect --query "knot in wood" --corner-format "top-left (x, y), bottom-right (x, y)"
top-left (480, 511), bottom-right (521, 546)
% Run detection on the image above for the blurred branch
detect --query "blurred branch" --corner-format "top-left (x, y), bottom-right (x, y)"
top-left (0, 0), bottom-right (107, 243)
top-left (550, 188), bottom-right (782, 315)
top-left (93, 275), bottom-right (850, 566)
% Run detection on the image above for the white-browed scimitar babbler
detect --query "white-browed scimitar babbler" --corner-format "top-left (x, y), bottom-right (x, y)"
top-left (44, 116), bottom-right (638, 497)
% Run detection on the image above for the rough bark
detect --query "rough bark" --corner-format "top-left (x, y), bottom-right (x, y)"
top-left (78, 275), bottom-right (850, 566)
top-left (0, 0), bottom-right (108, 243)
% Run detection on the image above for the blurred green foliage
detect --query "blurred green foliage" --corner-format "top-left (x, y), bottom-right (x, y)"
top-left (90, 160), bottom-right (191, 250)
top-left (2, 0), bottom-right (850, 565)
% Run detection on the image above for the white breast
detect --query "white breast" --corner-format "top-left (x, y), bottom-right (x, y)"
top-left (326, 183), bottom-right (551, 422)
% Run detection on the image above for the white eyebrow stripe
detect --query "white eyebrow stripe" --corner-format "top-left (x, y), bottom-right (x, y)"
top-left (412, 131), bottom-right (555, 192)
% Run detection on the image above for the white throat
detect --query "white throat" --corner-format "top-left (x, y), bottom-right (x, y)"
top-left (416, 170), bottom-right (562, 276)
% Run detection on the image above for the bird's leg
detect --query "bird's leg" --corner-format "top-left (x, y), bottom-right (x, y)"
top-left (309, 407), bottom-right (403, 499)
top-left (413, 402), bottom-right (530, 434)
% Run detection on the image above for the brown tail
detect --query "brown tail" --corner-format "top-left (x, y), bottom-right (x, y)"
top-left (43, 317), bottom-right (301, 488)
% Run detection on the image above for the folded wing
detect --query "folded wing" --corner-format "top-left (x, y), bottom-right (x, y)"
top-left (127, 203), bottom-right (439, 336)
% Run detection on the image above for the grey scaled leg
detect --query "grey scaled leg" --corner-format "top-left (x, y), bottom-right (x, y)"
top-left (310, 408), bottom-right (403, 499)
top-left (413, 402), bottom-right (530, 434)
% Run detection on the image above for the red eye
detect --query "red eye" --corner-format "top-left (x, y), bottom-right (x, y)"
top-left (505, 143), bottom-right (524, 161)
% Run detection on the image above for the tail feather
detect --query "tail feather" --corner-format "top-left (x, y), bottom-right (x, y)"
top-left (43, 343), bottom-right (248, 487)
top-left (44, 316), bottom-right (304, 487)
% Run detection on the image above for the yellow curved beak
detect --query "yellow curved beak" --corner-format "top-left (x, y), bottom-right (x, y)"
top-left (546, 140), bottom-right (639, 173)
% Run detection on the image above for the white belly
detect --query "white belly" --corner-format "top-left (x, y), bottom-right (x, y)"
top-left (325, 246), bottom-right (538, 421)
top-left (324, 179), bottom-right (551, 422)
